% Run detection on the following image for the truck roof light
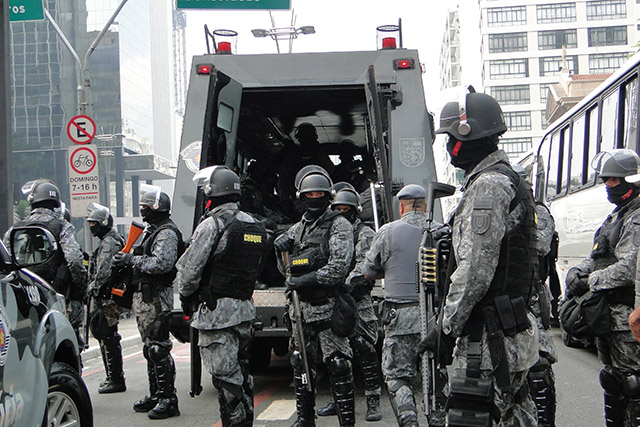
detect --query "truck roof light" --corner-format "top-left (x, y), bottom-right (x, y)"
top-left (217, 41), bottom-right (232, 54)
top-left (393, 58), bottom-right (414, 70)
top-left (382, 37), bottom-right (397, 49)
top-left (197, 64), bottom-right (213, 75)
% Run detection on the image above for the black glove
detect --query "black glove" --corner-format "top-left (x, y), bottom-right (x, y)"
top-left (112, 252), bottom-right (133, 268)
top-left (566, 269), bottom-right (590, 298)
top-left (274, 236), bottom-right (293, 254)
top-left (286, 272), bottom-right (318, 291)
top-left (417, 327), bottom-right (456, 368)
top-left (180, 293), bottom-right (199, 318)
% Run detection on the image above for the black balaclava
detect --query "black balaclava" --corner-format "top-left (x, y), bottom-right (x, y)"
top-left (302, 193), bottom-right (330, 219)
top-left (90, 223), bottom-right (109, 239)
top-left (446, 136), bottom-right (499, 174)
top-left (206, 194), bottom-right (240, 212)
top-left (140, 207), bottom-right (170, 224)
top-left (605, 179), bottom-right (640, 207)
top-left (336, 206), bottom-right (357, 224)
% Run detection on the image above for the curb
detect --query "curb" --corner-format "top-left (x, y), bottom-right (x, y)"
top-left (82, 334), bottom-right (142, 364)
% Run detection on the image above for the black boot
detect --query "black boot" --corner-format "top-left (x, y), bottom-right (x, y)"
top-left (317, 402), bottom-right (336, 416)
top-left (134, 346), bottom-right (158, 412)
top-left (366, 395), bottom-right (382, 422)
top-left (148, 355), bottom-right (180, 419)
top-left (328, 356), bottom-right (355, 427)
top-left (98, 338), bottom-right (126, 394)
top-left (98, 343), bottom-right (110, 388)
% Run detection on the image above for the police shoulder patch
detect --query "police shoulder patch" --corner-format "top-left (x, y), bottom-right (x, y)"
top-left (471, 196), bottom-right (492, 234)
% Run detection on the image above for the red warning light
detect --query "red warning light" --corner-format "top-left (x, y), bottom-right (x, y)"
top-left (197, 64), bottom-right (213, 75)
top-left (217, 41), bottom-right (232, 54)
top-left (382, 37), bottom-right (397, 50)
top-left (393, 58), bottom-right (415, 70)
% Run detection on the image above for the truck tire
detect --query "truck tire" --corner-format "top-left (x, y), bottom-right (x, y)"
top-left (250, 339), bottom-right (272, 373)
top-left (45, 362), bottom-right (93, 427)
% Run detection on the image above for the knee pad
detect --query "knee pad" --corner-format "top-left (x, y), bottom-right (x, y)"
top-left (600, 368), bottom-right (622, 395)
top-left (143, 344), bottom-right (150, 361)
top-left (327, 355), bottom-right (351, 378)
top-left (148, 344), bottom-right (171, 362)
top-left (290, 350), bottom-right (304, 373)
top-left (530, 355), bottom-right (551, 372)
top-left (623, 375), bottom-right (640, 399)
top-left (388, 378), bottom-right (411, 394)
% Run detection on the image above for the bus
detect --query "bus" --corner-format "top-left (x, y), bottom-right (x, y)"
top-left (528, 50), bottom-right (640, 289)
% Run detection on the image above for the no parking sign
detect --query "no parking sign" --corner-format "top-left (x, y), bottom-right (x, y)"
top-left (68, 144), bottom-right (100, 216)
top-left (67, 115), bottom-right (96, 144)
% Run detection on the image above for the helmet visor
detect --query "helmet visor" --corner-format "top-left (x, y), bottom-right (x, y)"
top-left (139, 184), bottom-right (162, 210)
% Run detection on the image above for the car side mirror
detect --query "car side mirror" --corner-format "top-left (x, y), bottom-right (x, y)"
top-left (10, 226), bottom-right (58, 268)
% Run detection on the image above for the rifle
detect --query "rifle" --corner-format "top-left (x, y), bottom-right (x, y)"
top-left (109, 221), bottom-right (144, 303)
top-left (418, 182), bottom-right (455, 425)
top-left (282, 251), bottom-right (312, 391)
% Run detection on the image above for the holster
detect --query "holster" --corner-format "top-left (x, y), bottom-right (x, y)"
top-left (140, 282), bottom-right (156, 304)
top-left (446, 376), bottom-right (497, 427)
top-left (200, 286), bottom-right (218, 311)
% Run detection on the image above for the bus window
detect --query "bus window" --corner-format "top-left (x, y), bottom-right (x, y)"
top-left (623, 75), bottom-right (638, 151)
top-left (570, 114), bottom-right (586, 190)
top-left (537, 134), bottom-right (551, 201)
top-left (587, 106), bottom-right (599, 184)
top-left (546, 132), bottom-right (561, 199)
top-left (559, 126), bottom-right (570, 195)
top-left (601, 89), bottom-right (620, 150)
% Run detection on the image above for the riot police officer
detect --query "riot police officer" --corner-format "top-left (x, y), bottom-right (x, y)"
top-left (176, 166), bottom-right (267, 426)
top-left (317, 183), bottom-right (382, 422)
top-left (363, 184), bottom-right (429, 427)
top-left (86, 207), bottom-right (126, 393)
top-left (4, 180), bottom-right (88, 346)
top-left (513, 164), bottom-right (558, 426)
top-left (112, 189), bottom-right (183, 419)
top-left (428, 90), bottom-right (539, 426)
top-left (274, 166), bottom-right (355, 427)
top-left (566, 149), bottom-right (640, 426)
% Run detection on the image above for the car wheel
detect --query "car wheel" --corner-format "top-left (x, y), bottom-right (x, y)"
top-left (45, 362), bottom-right (93, 427)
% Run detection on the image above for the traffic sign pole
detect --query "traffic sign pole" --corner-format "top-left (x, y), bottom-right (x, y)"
top-left (176, 0), bottom-right (289, 9)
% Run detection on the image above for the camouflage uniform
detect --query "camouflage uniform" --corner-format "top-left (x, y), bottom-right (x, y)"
top-left (444, 151), bottom-right (539, 427)
top-left (128, 218), bottom-right (183, 415)
top-left (528, 203), bottom-right (558, 426)
top-left (275, 208), bottom-right (354, 426)
top-left (88, 228), bottom-right (125, 392)
top-left (573, 196), bottom-right (640, 425)
top-left (176, 202), bottom-right (264, 426)
top-left (4, 207), bottom-right (88, 346)
top-left (363, 210), bottom-right (428, 426)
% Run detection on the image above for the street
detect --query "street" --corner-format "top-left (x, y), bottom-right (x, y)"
top-left (82, 327), bottom-right (605, 426)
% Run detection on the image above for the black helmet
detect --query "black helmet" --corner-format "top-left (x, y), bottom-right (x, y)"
top-left (203, 166), bottom-right (241, 197)
top-left (332, 181), bottom-right (356, 193)
top-left (592, 149), bottom-right (640, 178)
top-left (86, 208), bottom-right (113, 228)
top-left (140, 191), bottom-right (171, 212)
top-left (436, 91), bottom-right (507, 142)
top-left (27, 181), bottom-right (61, 207)
top-left (297, 173), bottom-right (333, 199)
top-left (294, 122), bottom-right (317, 140)
top-left (331, 187), bottom-right (361, 212)
top-left (294, 165), bottom-right (332, 191)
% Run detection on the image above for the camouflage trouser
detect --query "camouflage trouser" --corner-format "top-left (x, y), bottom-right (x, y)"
top-left (199, 322), bottom-right (253, 387)
top-left (132, 288), bottom-right (173, 349)
top-left (353, 296), bottom-right (378, 344)
top-left (67, 299), bottom-right (85, 349)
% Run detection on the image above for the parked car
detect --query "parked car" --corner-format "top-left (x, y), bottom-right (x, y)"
top-left (0, 226), bottom-right (92, 426)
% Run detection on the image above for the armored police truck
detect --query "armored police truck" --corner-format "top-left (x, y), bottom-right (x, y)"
top-left (171, 41), bottom-right (440, 371)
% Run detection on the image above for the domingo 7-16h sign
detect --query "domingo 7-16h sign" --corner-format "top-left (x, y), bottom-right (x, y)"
top-left (68, 144), bottom-right (100, 217)
top-left (176, 0), bottom-right (290, 9)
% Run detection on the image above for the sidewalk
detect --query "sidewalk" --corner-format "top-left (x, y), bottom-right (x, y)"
top-left (82, 314), bottom-right (142, 363)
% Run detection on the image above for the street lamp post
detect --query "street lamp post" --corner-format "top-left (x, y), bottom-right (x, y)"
top-left (251, 11), bottom-right (314, 54)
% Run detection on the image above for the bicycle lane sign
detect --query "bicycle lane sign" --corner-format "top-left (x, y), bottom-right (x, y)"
top-left (68, 144), bottom-right (100, 216)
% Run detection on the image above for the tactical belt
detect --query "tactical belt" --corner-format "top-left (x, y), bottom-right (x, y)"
top-left (385, 300), bottom-right (419, 309)
top-left (297, 287), bottom-right (331, 305)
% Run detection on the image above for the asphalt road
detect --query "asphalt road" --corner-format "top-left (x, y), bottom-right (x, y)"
top-left (81, 326), bottom-right (605, 426)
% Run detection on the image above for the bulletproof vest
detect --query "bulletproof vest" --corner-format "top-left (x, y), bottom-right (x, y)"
top-left (14, 214), bottom-right (65, 284)
top-left (91, 230), bottom-right (125, 281)
top-left (203, 210), bottom-right (267, 300)
top-left (384, 218), bottom-right (425, 301)
top-left (136, 218), bottom-right (184, 287)
top-left (590, 199), bottom-right (640, 271)
top-left (290, 210), bottom-right (342, 277)
top-left (469, 163), bottom-right (538, 310)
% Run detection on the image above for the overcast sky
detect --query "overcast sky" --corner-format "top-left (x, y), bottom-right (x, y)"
top-left (180, 1), bottom-right (481, 112)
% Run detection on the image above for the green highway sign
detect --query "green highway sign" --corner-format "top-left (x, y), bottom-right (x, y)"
top-left (9, 0), bottom-right (45, 22)
top-left (177, 0), bottom-right (290, 10)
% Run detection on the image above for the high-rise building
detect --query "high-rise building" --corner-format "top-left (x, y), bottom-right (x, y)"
top-left (479, 0), bottom-right (639, 160)
top-left (439, 7), bottom-right (462, 91)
